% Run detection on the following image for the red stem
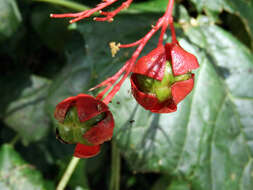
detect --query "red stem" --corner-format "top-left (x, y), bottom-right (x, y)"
top-left (89, 61), bottom-right (131, 92)
top-left (94, 0), bottom-right (133, 22)
top-left (169, 19), bottom-right (177, 43)
top-left (158, 0), bottom-right (176, 45)
top-left (50, 12), bottom-right (84, 18)
top-left (50, 0), bottom-right (118, 23)
top-left (119, 39), bottom-right (143, 48)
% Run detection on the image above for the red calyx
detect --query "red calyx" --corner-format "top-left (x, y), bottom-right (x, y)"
top-left (130, 43), bottom-right (199, 113)
top-left (54, 94), bottom-right (114, 158)
top-left (54, 94), bottom-right (109, 123)
top-left (74, 144), bottom-right (100, 158)
top-left (165, 42), bottom-right (199, 76)
top-left (171, 74), bottom-right (195, 104)
top-left (83, 111), bottom-right (114, 145)
top-left (132, 45), bottom-right (166, 81)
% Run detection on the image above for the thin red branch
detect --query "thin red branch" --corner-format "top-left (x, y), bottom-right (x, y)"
top-left (95, 16), bottom-right (168, 104)
top-left (169, 19), bottom-right (177, 43)
top-left (50, 11), bottom-right (84, 18)
top-left (94, 0), bottom-right (133, 22)
top-left (89, 60), bottom-right (131, 92)
top-left (158, 0), bottom-right (175, 45)
top-left (51, 0), bottom-right (177, 105)
top-left (119, 39), bottom-right (143, 48)
top-left (50, 0), bottom-right (118, 23)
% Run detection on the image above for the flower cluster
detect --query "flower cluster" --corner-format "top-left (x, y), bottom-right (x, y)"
top-left (51, 0), bottom-right (199, 158)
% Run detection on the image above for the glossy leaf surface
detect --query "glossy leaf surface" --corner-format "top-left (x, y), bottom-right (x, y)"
top-left (190, 0), bottom-right (253, 47)
top-left (0, 0), bottom-right (21, 42)
top-left (0, 144), bottom-right (52, 190)
top-left (0, 75), bottom-right (51, 145)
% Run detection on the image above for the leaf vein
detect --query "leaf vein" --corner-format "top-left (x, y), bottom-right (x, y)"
top-left (210, 94), bottom-right (228, 190)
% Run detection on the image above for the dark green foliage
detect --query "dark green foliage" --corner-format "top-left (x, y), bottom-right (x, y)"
top-left (0, 0), bottom-right (252, 189)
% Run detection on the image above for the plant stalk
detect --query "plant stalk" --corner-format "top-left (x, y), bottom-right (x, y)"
top-left (109, 139), bottom-right (121, 190)
top-left (57, 156), bottom-right (80, 190)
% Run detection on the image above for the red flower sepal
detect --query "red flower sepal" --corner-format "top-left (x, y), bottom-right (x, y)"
top-left (171, 74), bottom-right (195, 104)
top-left (132, 45), bottom-right (167, 81)
top-left (54, 94), bottom-right (114, 158)
top-left (165, 42), bottom-right (199, 76)
top-left (74, 144), bottom-right (100, 158)
top-left (130, 43), bottom-right (199, 113)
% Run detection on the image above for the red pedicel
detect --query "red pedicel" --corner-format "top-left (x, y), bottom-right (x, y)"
top-left (54, 94), bottom-right (114, 158)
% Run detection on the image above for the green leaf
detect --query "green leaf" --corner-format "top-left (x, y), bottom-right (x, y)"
top-left (0, 75), bottom-right (51, 145)
top-left (167, 180), bottom-right (190, 190)
top-left (190, 0), bottom-right (253, 47)
top-left (45, 45), bottom-right (92, 120)
top-left (0, 144), bottom-right (53, 190)
top-left (152, 176), bottom-right (190, 190)
top-left (182, 21), bottom-right (253, 190)
top-left (190, 0), bottom-right (231, 13)
top-left (107, 18), bottom-right (253, 190)
top-left (0, 0), bottom-right (22, 42)
top-left (151, 176), bottom-right (171, 190)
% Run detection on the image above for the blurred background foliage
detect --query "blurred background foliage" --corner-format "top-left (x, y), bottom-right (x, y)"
top-left (0, 0), bottom-right (253, 189)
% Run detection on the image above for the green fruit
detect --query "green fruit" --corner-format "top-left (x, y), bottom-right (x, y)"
top-left (57, 107), bottom-right (106, 145)
top-left (136, 61), bottom-right (192, 102)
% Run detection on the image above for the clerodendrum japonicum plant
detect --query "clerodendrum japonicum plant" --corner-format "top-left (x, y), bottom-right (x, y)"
top-left (52, 0), bottom-right (199, 159)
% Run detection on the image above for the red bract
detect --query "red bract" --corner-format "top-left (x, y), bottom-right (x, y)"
top-left (130, 43), bottom-right (199, 113)
top-left (132, 45), bottom-right (167, 81)
top-left (54, 94), bottom-right (114, 158)
top-left (165, 42), bottom-right (199, 75)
